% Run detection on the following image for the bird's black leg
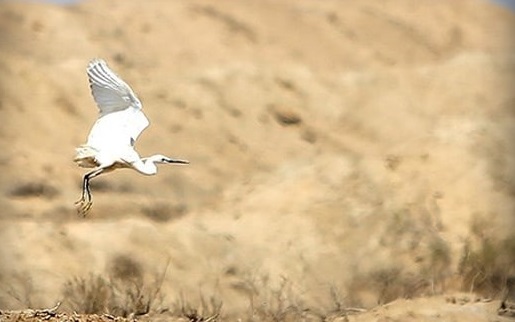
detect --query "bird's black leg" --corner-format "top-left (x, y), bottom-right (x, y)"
top-left (75, 167), bottom-right (105, 217)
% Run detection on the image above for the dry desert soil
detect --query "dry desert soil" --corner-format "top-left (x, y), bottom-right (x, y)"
top-left (0, 0), bottom-right (514, 321)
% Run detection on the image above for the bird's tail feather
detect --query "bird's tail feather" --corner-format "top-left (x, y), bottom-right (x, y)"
top-left (74, 145), bottom-right (99, 168)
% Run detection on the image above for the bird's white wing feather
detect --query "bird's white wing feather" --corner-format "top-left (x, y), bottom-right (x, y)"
top-left (87, 108), bottom-right (149, 153)
top-left (86, 59), bottom-right (149, 148)
top-left (87, 58), bottom-right (143, 115)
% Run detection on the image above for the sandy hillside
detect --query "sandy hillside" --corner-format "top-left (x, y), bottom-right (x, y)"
top-left (0, 0), bottom-right (514, 320)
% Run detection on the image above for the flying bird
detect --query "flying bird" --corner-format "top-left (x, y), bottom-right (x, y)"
top-left (74, 58), bottom-right (189, 216)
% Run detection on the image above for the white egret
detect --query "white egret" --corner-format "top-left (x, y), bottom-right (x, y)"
top-left (74, 58), bottom-right (189, 216)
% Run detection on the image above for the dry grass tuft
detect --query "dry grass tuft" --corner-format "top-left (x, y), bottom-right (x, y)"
top-left (62, 257), bottom-right (168, 318)
top-left (172, 292), bottom-right (222, 322)
top-left (229, 274), bottom-right (362, 321)
top-left (458, 216), bottom-right (515, 297)
top-left (459, 237), bottom-right (515, 296)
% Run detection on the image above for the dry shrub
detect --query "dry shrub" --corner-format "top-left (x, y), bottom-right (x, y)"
top-left (342, 208), bottom-right (453, 306)
top-left (172, 291), bottom-right (223, 322)
top-left (458, 215), bottom-right (515, 297)
top-left (369, 268), bottom-right (429, 304)
top-left (62, 255), bottom-right (168, 317)
top-left (249, 278), bottom-right (307, 322)
top-left (0, 272), bottom-right (34, 309)
top-left (62, 274), bottom-right (111, 315)
top-left (459, 236), bottom-right (515, 296)
top-left (425, 237), bottom-right (452, 293)
top-left (231, 274), bottom-right (354, 322)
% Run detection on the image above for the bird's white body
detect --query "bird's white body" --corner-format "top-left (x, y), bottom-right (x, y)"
top-left (74, 59), bottom-right (188, 216)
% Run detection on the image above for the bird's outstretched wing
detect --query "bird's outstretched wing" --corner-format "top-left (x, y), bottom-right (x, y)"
top-left (86, 59), bottom-right (149, 149)
top-left (87, 58), bottom-right (142, 115)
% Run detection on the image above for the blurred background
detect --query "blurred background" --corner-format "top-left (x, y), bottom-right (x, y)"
top-left (0, 0), bottom-right (514, 320)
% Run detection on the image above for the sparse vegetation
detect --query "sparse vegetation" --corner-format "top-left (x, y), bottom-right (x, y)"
top-left (426, 237), bottom-right (452, 293)
top-left (457, 215), bottom-right (515, 297)
top-left (0, 0), bottom-right (513, 321)
top-left (62, 273), bottom-right (161, 317)
top-left (48, 270), bottom-right (373, 321)
top-left (172, 292), bottom-right (222, 322)
top-left (1, 273), bottom-right (34, 309)
top-left (62, 255), bottom-right (168, 318)
top-left (459, 237), bottom-right (515, 296)
top-left (1, 262), bottom-right (512, 321)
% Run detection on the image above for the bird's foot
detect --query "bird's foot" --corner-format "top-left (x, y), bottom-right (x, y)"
top-left (75, 197), bottom-right (92, 217)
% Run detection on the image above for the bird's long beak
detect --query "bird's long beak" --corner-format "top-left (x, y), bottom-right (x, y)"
top-left (166, 158), bottom-right (189, 165)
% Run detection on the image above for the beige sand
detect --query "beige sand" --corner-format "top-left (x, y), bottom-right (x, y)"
top-left (0, 0), bottom-right (514, 320)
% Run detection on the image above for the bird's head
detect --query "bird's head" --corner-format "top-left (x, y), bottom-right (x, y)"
top-left (150, 154), bottom-right (190, 165)
top-left (138, 154), bottom-right (189, 175)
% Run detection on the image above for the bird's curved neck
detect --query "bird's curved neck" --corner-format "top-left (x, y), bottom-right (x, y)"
top-left (132, 157), bottom-right (158, 175)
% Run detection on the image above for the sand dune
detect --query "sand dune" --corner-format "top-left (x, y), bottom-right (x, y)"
top-left (0, 0), bottom-right (514, 320)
